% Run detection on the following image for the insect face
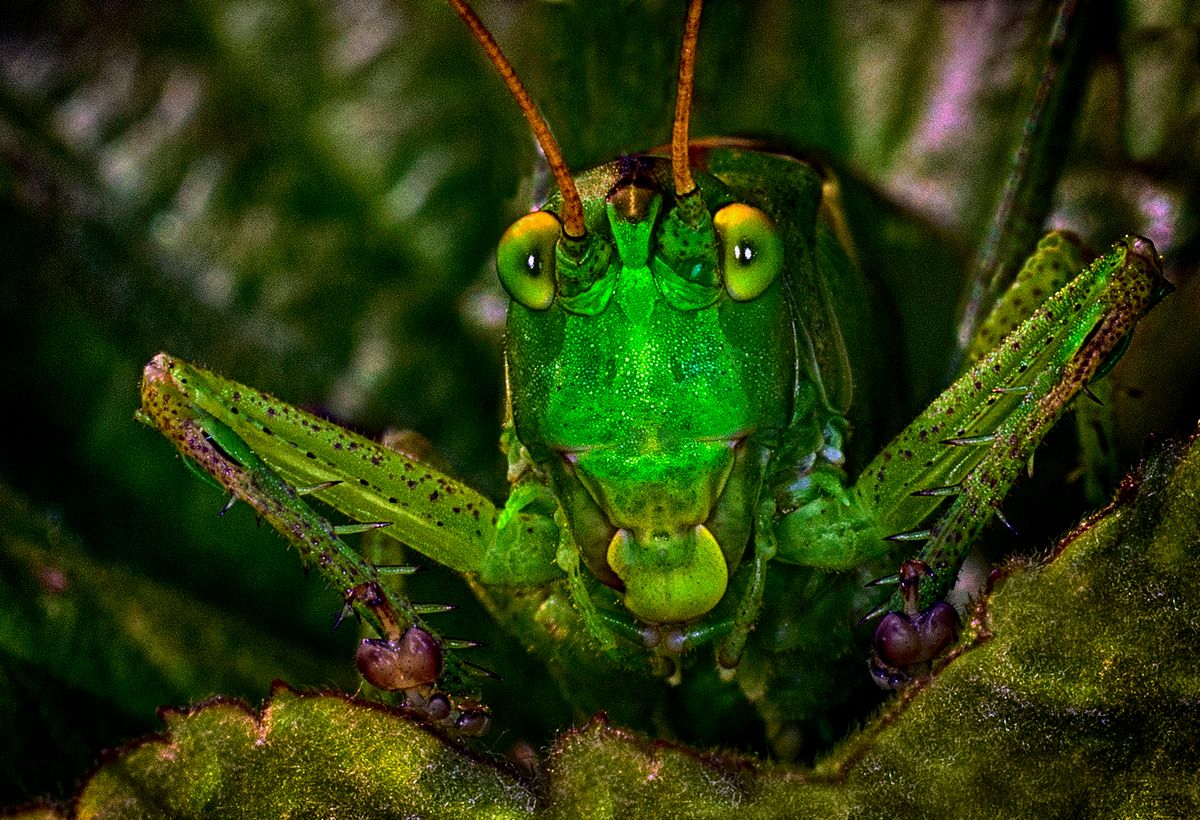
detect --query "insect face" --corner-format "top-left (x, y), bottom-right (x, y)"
top-left (503, 153), bottom-right (806, 625)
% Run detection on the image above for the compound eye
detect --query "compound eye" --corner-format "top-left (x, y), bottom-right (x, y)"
top-left (714, 203), bottom-right (783, 301)
top-left (497, 210), bottom-right (561, 310)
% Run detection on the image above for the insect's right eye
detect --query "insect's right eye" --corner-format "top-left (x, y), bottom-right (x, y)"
top-left (496, 211), bottom-right (561, 310)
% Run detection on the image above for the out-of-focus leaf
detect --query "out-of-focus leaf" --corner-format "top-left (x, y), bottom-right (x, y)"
top-left (71, 426), bottom-right (1200, 816)
top-left (0, 482), bottom-right (354, 801)
top-left (0, 483), bottom-right (354, 710)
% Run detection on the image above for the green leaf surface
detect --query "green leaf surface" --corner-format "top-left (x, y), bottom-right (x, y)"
top-left (69, 427), bottom-right (1200, 817)
top-left (76, 685), bottom-right (535, 819)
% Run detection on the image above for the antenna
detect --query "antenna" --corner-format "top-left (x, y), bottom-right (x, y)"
top-left (671, 0), bottom-right (704, 197)
top-left (448, 0), bottom-right (586, 238)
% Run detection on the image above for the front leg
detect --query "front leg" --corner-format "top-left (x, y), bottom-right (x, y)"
top-left (864, 236), bottom-right (1167, 682)
top-left (772, 408), bottom-right (887, 572)
top-left (773, 236), bottom-right (1167, 684)
top-left (139, 354), bottom-right (518, 726)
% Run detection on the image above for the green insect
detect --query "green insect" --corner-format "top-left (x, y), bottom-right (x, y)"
top-left (139, 0), bottom-right (1170, 757)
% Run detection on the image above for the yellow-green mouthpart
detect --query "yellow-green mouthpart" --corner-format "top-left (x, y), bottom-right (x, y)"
top-left (607, 524), bottom-right (728, 623)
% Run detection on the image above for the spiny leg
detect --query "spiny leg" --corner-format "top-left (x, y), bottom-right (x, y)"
top-left (140, 354), bottom-right (493, 726)
top-left (862, 236), bottom-right (1168, 682)
top-left (861, 0), bottom-right (1154, 681)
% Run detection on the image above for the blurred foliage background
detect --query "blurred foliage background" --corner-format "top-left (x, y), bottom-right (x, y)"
top-left (0, 0), bottom-right (1196, 808)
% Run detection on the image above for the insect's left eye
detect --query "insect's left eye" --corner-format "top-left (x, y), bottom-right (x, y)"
top-left (714, 203), bottom-right (783, 301)
top-left (496, 210), bottom-right (561, 310)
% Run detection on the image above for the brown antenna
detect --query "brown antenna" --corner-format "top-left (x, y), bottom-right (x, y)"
top-left (671, 0), bottom-right (704, 197)
top-left (448, 0), bottom-right (586, 238)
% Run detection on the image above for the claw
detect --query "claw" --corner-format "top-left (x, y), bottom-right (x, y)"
top-left (871, 603), bottom-right (959, 670)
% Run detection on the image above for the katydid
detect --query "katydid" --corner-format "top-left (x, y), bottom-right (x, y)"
top-left (139, 0), bottom-right (1169, 757)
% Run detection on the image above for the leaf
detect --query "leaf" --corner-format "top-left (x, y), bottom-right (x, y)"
top-left (76, 685), bottom-right (535, 819)
top-left (0, 482), bottom-right (354, 802)
top-left (0, 484), bottom-right (354, 710)
top-left (801, 425), bottom-right (1200, 814)
top-left (71, 427), bottom-right (1200, 816)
